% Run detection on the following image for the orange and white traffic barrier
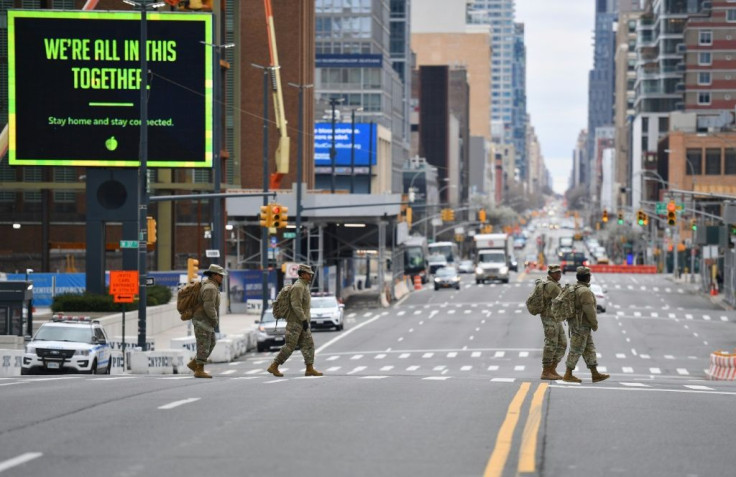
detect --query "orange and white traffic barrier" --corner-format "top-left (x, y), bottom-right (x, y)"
top-left (706, 350), bottom-right (736, 381)
top-left (413, 275), bottom-right (422, 290)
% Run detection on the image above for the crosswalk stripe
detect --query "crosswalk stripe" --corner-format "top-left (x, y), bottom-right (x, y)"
top-left (461, 366), bottom-right (472, 371)
top-left (640, 354), bottom-right (651, 359)
top-left (491, 378), bottom-right (515, 382)
top-left (721, 316), bottom-right (729, 322)
top-left (433, 365), bottom-right (446, 371)
top-left (514, 365), bottom-right (525, 371)
top-left (649, 367), bottom-right (661, 374)
top-left (423, 376), bottom-right (451, 381)
top-left (494, 351), bottom-right (505, 358)
top-left (326, 356), bottom-right (340, 361)
top-left (375, 354), bottom-right (386, 359)
top-left (422, 352), bottom-right (434, 358)
top-left (621, 382), bottom-right (650, 387)
top-left (399, 353), bottom-right (410, 359)
top-left (684, 385), bottom-right (713, 391)
top-left (488, 365), bottom-right (499, 371)
top-left (327, 367), bottom-right (341, 372)
top-left (407, 366), bottom-right (420, 371)
top-left (351, 354), bottom-right (363, 360)
top-left (676, 368), bottom-right (689, 375)
top-left (703, 315), bottom-right (711, 321)
top-left (447, 352), bottom-right (458, 358)
top-left (518, 351), bottom-right (529, 358)
top-left (622, 367), bottom-right (634, 373)
top-left (616, 353), bottom-right (626, 359)
top-left (471, 351), bottom-right (481, 358)
top-left (665, 355), bottom-right (675, 360)
top-left (380, 366), bottom-right (394, 371)
top-left (347, 366), bottom-right (366, 375)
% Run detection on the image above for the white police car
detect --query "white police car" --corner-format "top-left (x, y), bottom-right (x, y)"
top-left (22, 316), bottom-right (112, 375)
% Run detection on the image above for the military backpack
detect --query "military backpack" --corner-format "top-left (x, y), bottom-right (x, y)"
top-left (272, 284), bottom-right (293, 319)
top-left (550, 284), bottom-right (580, 323)
top-left (525, 278), bottom-right (547, 316)
top-left (177, 281), bottom-right (203, 321)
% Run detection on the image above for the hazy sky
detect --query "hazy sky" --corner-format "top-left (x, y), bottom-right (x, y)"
top-left (515, 0), bottom-right (596, 194)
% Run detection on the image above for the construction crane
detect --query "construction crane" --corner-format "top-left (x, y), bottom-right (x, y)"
top-left (264, 0), bottom-right (290, 190)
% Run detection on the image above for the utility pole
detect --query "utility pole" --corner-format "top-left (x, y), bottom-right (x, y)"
top-left (287, 82), bottom-right (313, 263)
top-left (253, 64), bottom-right (272, 318)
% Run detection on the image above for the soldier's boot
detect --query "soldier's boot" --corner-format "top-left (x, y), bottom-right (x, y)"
top-left (267, 361), bottom-right (283, 377)
top-left (186, 358), bottom-right (197, 372)
top-left (193, 363), bottom-right (212, 379)
top-left (304, 364), bottom-right (323, 377)
top-left (562, 367), bottom-right (582, 383)
top-left (590, 366), bottom-right (610, 383)
top-left (540, 366), bottom-right (557, 380)
top-left (549, 362), bottom-right (564, 380)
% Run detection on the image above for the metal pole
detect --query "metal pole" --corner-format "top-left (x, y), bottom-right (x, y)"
top-left (330, 99), bottom-right (337, 193)
top-left (212, 45), bottom-right (223, 264)
top-left (261, 69), bottom-right (270, 319)
top-left (296, 86), bottom-right (304, 261)
top-left (368, 121), bottom-right (374, 194)
top-left (350, 108), bottom-right (355, 194)
top-left (137, 2), bottom-right (149, 350)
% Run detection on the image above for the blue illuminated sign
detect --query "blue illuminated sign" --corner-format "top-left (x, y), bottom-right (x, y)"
top-left (314, 122), bottom-right (377, 167)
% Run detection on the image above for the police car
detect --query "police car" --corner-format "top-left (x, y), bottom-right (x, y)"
top-left (21, 316), bottom-right (112, 375)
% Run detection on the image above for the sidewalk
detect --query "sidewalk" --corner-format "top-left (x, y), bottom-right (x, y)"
top-left (666, 273), bottom-right (733, 311)
top-left (150, 311), bottom-right (260, 351)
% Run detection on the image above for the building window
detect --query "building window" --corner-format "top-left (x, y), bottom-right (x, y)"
top-left (686, 149), bottom-right (702, 175)
top-left (728, 10), bottom-right (736, 22)
top-left (705, 148), bottom-right (722, 175)
top-left (659, 117), bottom-right (669, 133)
top-left (53, 168), bottom-right (76, 203)
top-left (699, 30), bottom-right (713, 45)
top-left (698, 92), bottom-right (711, 105)
top-left (698, 52), bottom-right (712, 65)
top-left (698, 71), bottom-right (711, 85)
top-left (0, 162), bottom-right (15, 203)
top-left (23, 168), bottom-right (42, 203)
top-left (725, 149), bottom-right (736, 174)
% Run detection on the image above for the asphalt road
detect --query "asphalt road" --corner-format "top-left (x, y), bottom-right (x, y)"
top-left (2, 269), bottom-right (736, 477)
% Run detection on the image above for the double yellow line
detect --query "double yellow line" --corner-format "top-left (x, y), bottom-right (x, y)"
top-left (483, 382), bottom-right (549, 477)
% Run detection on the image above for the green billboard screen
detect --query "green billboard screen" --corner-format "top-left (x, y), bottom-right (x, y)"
top-left (7, 9), bottom-right (214, 168)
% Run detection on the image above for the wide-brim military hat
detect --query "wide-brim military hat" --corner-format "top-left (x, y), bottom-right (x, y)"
top-left (298, 264), bottom-right (314, 275)
top-left (204, 264), bottom-right (228, 276)
top-left (547, 264), bottom-right (561, 273)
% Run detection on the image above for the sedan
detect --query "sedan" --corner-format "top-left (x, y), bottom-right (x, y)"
top-left (590, 283), bottom-right (607, 313)
top-left (457, 260), bottom-right (475, 274)
top-left (256, 309), bottom-right (287, 352)
top-left (434, 266), bottom-right (461, 290)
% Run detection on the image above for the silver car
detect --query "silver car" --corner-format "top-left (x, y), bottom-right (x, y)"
top-left (310, 294), bottom-right (345, 331)
top-left (256, 309), bottom-right (287, 352)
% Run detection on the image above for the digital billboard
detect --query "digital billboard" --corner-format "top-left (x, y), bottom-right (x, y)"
top-left (314, 122), bottom-right (377, 167)
top-left (7, 9), bottom-right (214, 168)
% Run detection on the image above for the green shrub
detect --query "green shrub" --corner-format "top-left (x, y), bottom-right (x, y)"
top-left (50, 285), bottom-right (172, 313)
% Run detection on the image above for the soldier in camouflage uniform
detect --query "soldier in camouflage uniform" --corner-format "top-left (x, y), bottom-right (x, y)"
top-left (563, 266), bottom-right (610, 383)
top-left (187, 264), bottom-right (227, 379)
top-left (267, 264), bottom-right (323, 377)
top-left (540, 264), bottom-right (566, 380)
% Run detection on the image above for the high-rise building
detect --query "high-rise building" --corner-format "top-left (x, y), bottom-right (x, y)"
top-left (512, 22), bottom-right (528, 183)
top-left (315, 0), bottom-right (410, 193)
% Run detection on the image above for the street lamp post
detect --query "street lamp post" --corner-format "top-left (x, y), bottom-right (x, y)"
top-left (287, 82), bottom-right (313, 263)
top-left (201, 41), bottom-right (235, 265)
top-left (123, 0), bottom-right (165, 349)
top-left (350, 107), bottom-right (363, 193)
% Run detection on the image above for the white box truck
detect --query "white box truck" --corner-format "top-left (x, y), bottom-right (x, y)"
top-left (473, 233), bottom-right (514, 284)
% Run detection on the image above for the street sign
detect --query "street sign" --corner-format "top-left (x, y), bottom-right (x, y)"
top-left (205, 249), bottom-right (220, 258)
top-left (120, 240), bottom-right (139, 249)
top-left (114, 295), bottom-right (135, 304)
top-left (655, 202), bottom-right (685, 215)
top-left (283, 232), bottom-right (296, 239)
top-left (109, 270), bottom-right (138, 296)
top-left (145, 277), bottom-right (155, 286)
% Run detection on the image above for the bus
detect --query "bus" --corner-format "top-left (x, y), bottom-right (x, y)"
top-left (403, 236), bottom-right (429, 283)
top-left (428, 241), bottom-right (459, 266)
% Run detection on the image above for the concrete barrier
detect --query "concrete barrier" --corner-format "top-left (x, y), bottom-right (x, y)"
top-left (588, 264), bottom-right (657, 274)
top-left (0, 350), bottom-right (23, 377)
top-left (110, 351), bottom-right (125, 374)
top-left (706, 350), bottom-right (736, 380)
top-left (170, 336), bottom-right (197, 354)
top-left (110, 336), bottom-right (155, 352)
top-left (0, 336), bottom-right (25, 351)
top-left (209, 339), bottom-right (234, 363)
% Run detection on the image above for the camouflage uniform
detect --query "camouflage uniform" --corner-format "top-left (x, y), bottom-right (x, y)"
top-left (565, 281), bottom-right (599, 370)
top-left (192, 278), bottom-right (220, 365)
top-left (273, 276), bottom-right (315, 366)
top-left (540, 278), bottom-right (566, 366)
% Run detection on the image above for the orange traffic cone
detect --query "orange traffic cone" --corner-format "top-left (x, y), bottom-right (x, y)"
top-left (710, 283), bottom-right (718, 296)
top-left (414, 275), bottom-right (422, 290)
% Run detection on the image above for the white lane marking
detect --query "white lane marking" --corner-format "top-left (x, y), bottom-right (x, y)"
top-left (380, 366), bottom-right (394, 371)
top-left (494, 351), bottom-right (505, 358)
top-left (471, 351), bottom-right (481, 358)
top-left (158, 398), bottom-right (201, 410)
top-left (665, 355), bottom-right (675, 360)
top-left (414, 310), bottom-right (422, 315)
top-left (347, 366), bottom-right (366, 375)
top-left (220, 370), bottom-right (237, 375)
top-left (640, 354), bottom-right (651, 359)
top-left (351, 354), bottom-right (363, 360)
top-left (551, 384), bottom-right (736, 396)
top-left (422, 352), bottom-right (434, 358)
top-left (514, 365), bottom-right (525, 371)
top-left (397, 311), bottom-right (406, 316)
top-left (406, 366), bottom-right (420, 371)
top-left (447, 352), bottom-right (458, 358)
top-left (685, 314), bottom-right (693, 320)
top-left (491, 378), bottom-right (516, 383)
top-left (327, 367), bottom-right (341, 372)
top-left (684, 385), bottom-right (713, 391)
top-left (669, 313), bottom-right (676, 318)
top-left (634, 312), bottom-right (641, 317)
top-left (621, 382), bottom-right (650, 387)
top-left (598, 366), bottom-right (607, 373)
top-left (423, 376), bottom-right (451, 381)
top-left (488, 365), bottom-right (499, 371)
top-left (409, 328), bottom-right (415, 333)
top-left (461, 366), bottom-right (473, 371)
top-left (375, 354), bottom-right (386, 359)
top-left (158, 376), bottom-right (192, 380)
top-left (650, 368), bottom-right (662, 374)
top-left (448, 310), bottom-right (456, 315)
top-left (703, 315), bottom-right (711, 321)
top-left (92, 376), bottom-right (137, 381)
top-left (360, 376), bottom-right (389, 379)
top-left (650, 312), bottom-right (658, 318)
top-left (721, 316), bottom-right (729, 322)
top-left (676, 368), bottom-right (690, 375)
top-left (0, 453), bottom-right (43, 473)
top-left (316, 314), bottom-right (384, 354)
top-left (616, 353), bottom-right (626, 359)
top-left (0, 382), bottom-right (27, 387)
top-left (622, 367), bottom-right (634, 373)
top-left (246, 369), bottom-right (262, 375)
top-left (433, 366), bottom-right (446, 371)
top-left (631, 349), bottom-right (638, 357)
top-left (397, 337), bottom-right (405, 342)
top-left (264, 379), bottom-right (290, 384)
top-left (326, 356), bottom-right (340, 361)
top-left (28, 377), bottom-right (81, 382)
top-left (518, 351), bottom-right (529, 358)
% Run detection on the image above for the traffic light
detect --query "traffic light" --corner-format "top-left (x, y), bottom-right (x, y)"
top-left (271, 204), bottom-right (288, 228)
top-left (146, 216), bottom-right (157, 244)
top-left (479, 209), bottom-right (487, 223)
top-left (406, 207), bottom-right (412, 227)
top-left (187, 258), bottom-right (199, 282)
top-left (259, 205), bottom-right (271, 228)
top-left (691, 219), bottom-right (697, 231)
top-left (636, 210), bottom-right (644, 226)
top-left (667, 201), bottom-right (677, 226)
top-left (602, 209), bottom-right (609, 223)
top-left (447, 209), bottom-right (455, 221)
top-left (617, 211), bottom-right (624, 225)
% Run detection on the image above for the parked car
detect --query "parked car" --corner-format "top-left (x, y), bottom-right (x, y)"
top-left (524, 253), bottom-right (538, 269)
top-left (590, 283), bottom-right (607, 313)
top-left (256, 308), bottom-right (287, 352)
top-left (457, 260), bottom-right (475, 274)
top-left (434, 266), bottom-right (461, 290)
top-left (22, 316), bottom-right (112, 375)
top-left (310, 294), bottom-right (345, 331)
